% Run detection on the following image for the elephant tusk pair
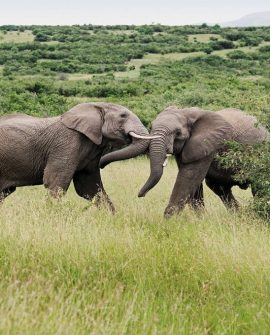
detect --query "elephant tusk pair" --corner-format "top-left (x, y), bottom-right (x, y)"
top-left (129, 131), bottom-right (161, 140)
top-left (163, 154), bottom-right (172, 167)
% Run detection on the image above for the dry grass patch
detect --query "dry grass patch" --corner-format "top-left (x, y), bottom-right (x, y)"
top-left (188, 34), bottom-right (223, 43)
top-left (0, 30), bottom-right (34, 43)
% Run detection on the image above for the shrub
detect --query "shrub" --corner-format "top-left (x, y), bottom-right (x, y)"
top-left (218, 139), bottom-right (270, 220)
top-left (227, 50), bottom-right (252, 60)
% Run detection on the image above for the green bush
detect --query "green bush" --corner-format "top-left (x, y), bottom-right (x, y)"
top-left (217, 140), bottom-right (270, 219)
top-left (227, 50), bottom-right (252, 60)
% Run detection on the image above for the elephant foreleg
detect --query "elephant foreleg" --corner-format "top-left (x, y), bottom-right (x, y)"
top-left (73, 170), bottom-right (115, 212)
top-left (205, 178), bottom-right (239, 209)
top-left (165, 156), bottom-right (213, 217)
top-left (43, 162), bottom-right (74, 198)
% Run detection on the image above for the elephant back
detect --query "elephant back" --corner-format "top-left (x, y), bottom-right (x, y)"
top-left (216, 108), bottom-right (268, 145)
top-left (0, 114), bottom-right (59, 135)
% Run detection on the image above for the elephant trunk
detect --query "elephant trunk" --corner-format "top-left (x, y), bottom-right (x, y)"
top-left (138, 134), bottom-right (167, 197)
top-left (99, 124), bottom-right (151, 169)
top-left (99, 138), bottom-right (149, 169)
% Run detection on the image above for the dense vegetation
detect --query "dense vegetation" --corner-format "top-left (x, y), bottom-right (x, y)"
top-left (1, 24), bottom-right (270, 333)
top-left (1, 24), bottom-right (270, 122)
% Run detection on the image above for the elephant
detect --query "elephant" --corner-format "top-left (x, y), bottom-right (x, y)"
top-left (138, 106), bottom-right (268, 217)
top-left (0, 102), bottom-right (156, 210)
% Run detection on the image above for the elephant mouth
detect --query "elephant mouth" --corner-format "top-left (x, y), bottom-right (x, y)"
top-left (106, 132), bottom-right (131, 145)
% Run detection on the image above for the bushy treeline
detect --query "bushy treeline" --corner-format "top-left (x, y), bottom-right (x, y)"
top-left (1, 47), bottom-right (270, 124)
top-left (0, 23), bottom-right (247, 76)
top-left (1, 24), bottom-right (269, 76)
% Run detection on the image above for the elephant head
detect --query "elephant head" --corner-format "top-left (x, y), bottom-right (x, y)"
top-left (138, 106), bottom-right (233, 197)
top-left (61, 102), bottom-right (157, 168)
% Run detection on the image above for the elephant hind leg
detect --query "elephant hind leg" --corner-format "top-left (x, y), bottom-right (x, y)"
top-left (205, 178), bottom-right (239, 209)
top-left (189, 183), bottom-right (205, 210)
top-left (73, 170), bottom-right (115, 212)
top-left (0, 186), bottom-right (16, 202)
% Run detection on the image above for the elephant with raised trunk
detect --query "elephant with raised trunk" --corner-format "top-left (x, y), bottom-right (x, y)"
top-left (138, 106), bottom-right (268, 217)
top-left (0, 102), bottom-right (155, 210)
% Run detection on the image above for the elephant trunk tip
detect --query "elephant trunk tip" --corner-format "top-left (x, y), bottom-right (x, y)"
top-left (138, 190), bottom-right (147, 198)
top-left (138, 170), bottom-right (163, 198)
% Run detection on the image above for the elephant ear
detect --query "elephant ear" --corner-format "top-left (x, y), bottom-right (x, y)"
top-left (61, 103), bottom-right (103, 145)
top-left (181, 111), bottom-right (233, 164)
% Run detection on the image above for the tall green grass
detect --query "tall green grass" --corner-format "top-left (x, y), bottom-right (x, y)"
top-left (0, 158), bottom-right (269, 334)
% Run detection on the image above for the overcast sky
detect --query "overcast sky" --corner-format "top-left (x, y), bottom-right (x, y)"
top-left (1, 0), bottom-right (270, 26)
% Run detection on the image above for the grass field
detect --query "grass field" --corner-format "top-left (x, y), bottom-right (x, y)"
top-left (1, 157), bottom-right (270, 334)
top-left (0, 30), bottom-right (34, 43)
top-left (188, 34), bottom-right (223, 42)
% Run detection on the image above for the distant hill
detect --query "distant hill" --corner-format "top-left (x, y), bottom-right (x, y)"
top-left (220, 11), bottom-right (270, 27)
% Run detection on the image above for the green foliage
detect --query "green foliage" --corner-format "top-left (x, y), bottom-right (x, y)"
top-left (227, 50), bottom-right (252, 59)
top-left (217, 138), bottom-right (270, 220)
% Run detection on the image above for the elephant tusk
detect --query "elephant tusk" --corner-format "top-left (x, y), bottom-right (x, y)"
top-left (163, 154), bottom-right (172, 167)
top-left (129, 131), bottom-right (161, 140)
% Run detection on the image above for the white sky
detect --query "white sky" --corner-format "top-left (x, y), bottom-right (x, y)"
top-left (0, 0), bottom-right (269, 26)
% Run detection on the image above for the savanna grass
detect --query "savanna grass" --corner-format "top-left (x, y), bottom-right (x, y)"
top-left (0, 158), bottom-right (269, 334)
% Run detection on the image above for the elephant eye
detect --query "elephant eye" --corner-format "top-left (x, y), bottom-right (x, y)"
top-left (175, 130), bottom-right (181, 136)
top-left (120, 113), bottom-right (127, 118)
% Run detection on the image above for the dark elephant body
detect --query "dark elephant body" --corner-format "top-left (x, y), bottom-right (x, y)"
top-left (0, 102), bottom-right (152, 208)
top-left (139, 107), bottom-right (268, 216)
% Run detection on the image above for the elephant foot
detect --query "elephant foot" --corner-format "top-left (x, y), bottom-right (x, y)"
top-left (164, 204), bottom-right (182, 218)
top-left (49, 187), bottom-right (66, 199)
top-left (225, 202), bottom-right (239, 211)
top-left (94, 192), bottom-right (115, 214)
top-left (222, 197), bottom-right (239, 210)
top-left (190, 200), bottom-right (205, 211)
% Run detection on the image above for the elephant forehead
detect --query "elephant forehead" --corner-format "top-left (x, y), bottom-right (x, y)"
top-left (97, 102), bottom-right (130, 114)
top-left (153, 113), bottom-right (184, 127)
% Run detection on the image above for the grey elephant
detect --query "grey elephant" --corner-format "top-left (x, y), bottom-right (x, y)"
top-left (138, 106), bottom-right (268, 217)
top-left (0, 102), bottom-right (155, 210)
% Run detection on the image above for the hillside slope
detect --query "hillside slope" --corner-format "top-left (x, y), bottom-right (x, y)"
top-left (221, 11), bottom-right (270, 27)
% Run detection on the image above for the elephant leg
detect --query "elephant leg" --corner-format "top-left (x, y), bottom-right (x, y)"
top-left (0, 186), bottom-right (16, 202)
top-left (251, 183), bottom-right (260, 197)
top-left (165, 156), bottom-right (213, 217)
top-left (189, 183), bottom-right (205, 210)
top-left (205, 178), bottom-right (239, 209)
top-left (73, 170), bottom-right (115, 212)
top-left (43, 163), bottom-right (74, 198)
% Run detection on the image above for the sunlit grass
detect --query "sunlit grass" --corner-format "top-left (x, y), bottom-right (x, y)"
top-left (114, 52), bottom-right (204, 79)
top-left (0, 158), bottom-right (269, 334)
top-left (0, 30), bottom-right (34, 43)
top-left (188, 34), bottom-right (223, 43)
